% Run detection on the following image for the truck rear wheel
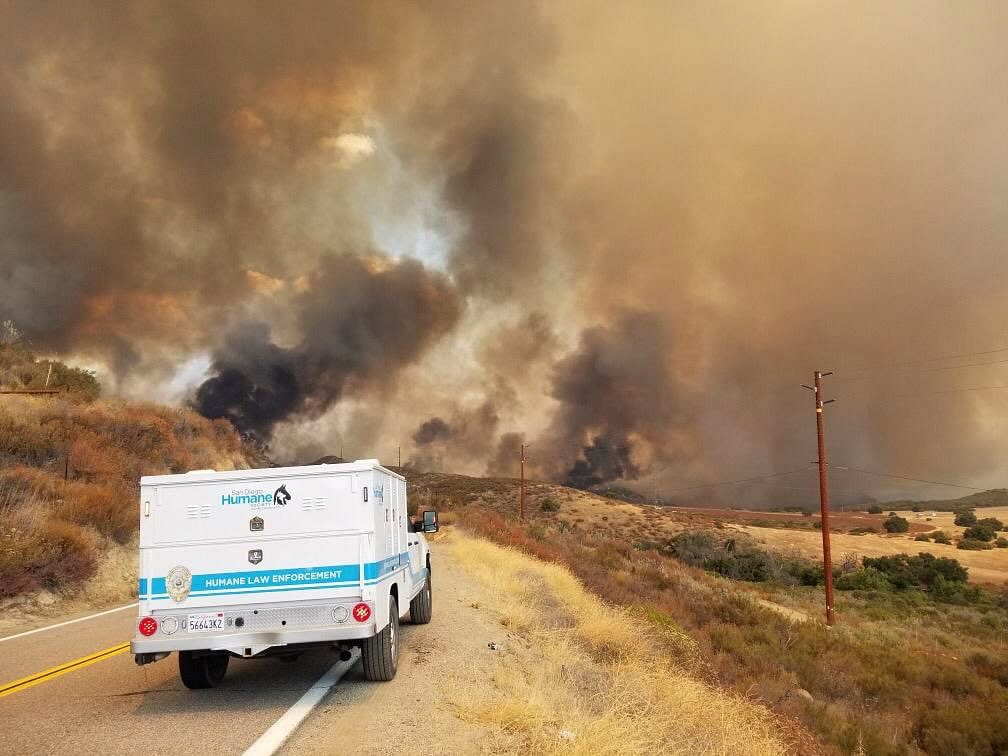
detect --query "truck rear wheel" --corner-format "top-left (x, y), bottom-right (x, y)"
top-left (409, 573), bottom-right (432, 624)
top-left (361, 597), bottom-right (398, 681)
top-left (179, 651), bottom-right (229, 689)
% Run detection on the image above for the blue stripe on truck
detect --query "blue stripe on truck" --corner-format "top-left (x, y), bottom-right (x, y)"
top-left (138, 552), bottom-right (426, 599)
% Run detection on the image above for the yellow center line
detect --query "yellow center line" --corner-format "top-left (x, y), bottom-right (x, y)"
top-left (0, 642), bottom-right (130, 698)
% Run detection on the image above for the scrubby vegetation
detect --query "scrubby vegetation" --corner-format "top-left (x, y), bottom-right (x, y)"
top-left (0, 340), bottom-right (101, 400)
top-left (406, 470), bottom-right (1008, 755)
top-left (538, 496), bottom-right (560, 512)
top-left (0, 393), bottom-right (258, 597)
top-left (883, 514), bottom-right (910, 533)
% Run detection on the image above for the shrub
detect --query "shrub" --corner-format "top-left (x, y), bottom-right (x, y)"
top-left (963, 524), bottom-right (997, 542)
top-left (958, 539), bottom-right (994, 551)
top-left (914, 533), bottom-right (931, 542)
top-left (996, 538), bottom-right (1008, 549)
top-left (912, 505), bottom-right (923, 512)
top-left (954, 509), bottom-right (978, 527)
top-left (835, 567), bottom-right (891, 592)
top-left (539, 497), bottom-right (560, 513)
top-left (867, 504), bottom-right (883, 514)
top-left (883, 514), bottom-right (910, 533)
top-left (932, 531), bottom-right (952, 544)
top-left (976, 517), bottom-right (1005, 531)
top-left (848, 526), bottom-right (878, 535)
top-left (861, 553), bottom-right (969, 594)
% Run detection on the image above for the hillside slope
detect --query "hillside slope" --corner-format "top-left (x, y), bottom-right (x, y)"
top-left (0, 392), bottom-right (263, 601)
top-left (285, 527), bottom-right (792, 755)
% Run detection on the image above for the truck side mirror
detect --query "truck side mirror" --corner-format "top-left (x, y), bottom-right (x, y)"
top-left (422, 510), bottom-right (438, 533)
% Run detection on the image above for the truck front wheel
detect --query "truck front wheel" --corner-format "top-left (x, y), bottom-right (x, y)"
top-left (179, 651), bottom-right (229, 689)
top-left (361, 597), bottom-right (399, 681)
top-left (409, 573), bottom-right (432, 624)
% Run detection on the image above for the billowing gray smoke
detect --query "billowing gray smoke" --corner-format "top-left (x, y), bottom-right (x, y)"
top-left (536, 312), bottom-right (696, 488)
top-left (4, 3), bottom-right (1008, 503)
top-left (195, 255), bottom-right (458, 438)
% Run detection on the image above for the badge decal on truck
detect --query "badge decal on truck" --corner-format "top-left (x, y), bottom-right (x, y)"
top-left (248, 549), bottom-right (263, 565)
top-left (166, 565), bottom-right (192, 602)
top-left (250, 516), bottom-right (264, 531)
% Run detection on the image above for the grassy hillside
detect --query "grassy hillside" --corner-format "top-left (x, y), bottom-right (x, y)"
top-left (403, 469), bottom-right (1008, 756)
top-left (0, 392), bottom-right (262, 598)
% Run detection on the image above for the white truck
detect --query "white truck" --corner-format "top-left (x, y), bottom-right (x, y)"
top-left (130, 459), bottom-right (436, 688)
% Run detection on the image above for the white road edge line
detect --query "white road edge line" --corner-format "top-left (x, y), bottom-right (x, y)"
top-left (242, 649), bottom-right (361, 756)
top-left (0, 603), bottom-right (137, 644)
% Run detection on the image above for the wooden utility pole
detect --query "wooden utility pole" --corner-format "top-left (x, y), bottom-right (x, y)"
top-left (397, 446), bottom-right (401, 467)
top-left (519, 443), bottom-right (527, 522)
top-left (804, 371), bottom-right (836, 625)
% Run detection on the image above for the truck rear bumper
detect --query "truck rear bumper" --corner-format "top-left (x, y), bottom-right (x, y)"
top-left (131, 622), bottom-right (375, 655)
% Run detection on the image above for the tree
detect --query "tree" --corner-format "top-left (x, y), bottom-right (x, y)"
top-left (868, 504), bottom-right (883, 515)
top-left (954, 509), bottom-right (978, 527)
top-left (963, 524), bottom-right (997, 542)
top-left (976, 517), bottom-right (1005, 532)
top-left (884, 514), bottom-right (910, 533)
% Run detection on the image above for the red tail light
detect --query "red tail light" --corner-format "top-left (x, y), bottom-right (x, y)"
top-left (138, 616), bottom-right (158, 636)
top-left (352, 603), bottom-right (371, 622)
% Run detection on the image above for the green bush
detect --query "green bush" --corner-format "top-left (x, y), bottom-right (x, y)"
top-left (883, 514), bottom-right (910, 533)
top-left (932, 531), bottom-right (952, 544)
top-left (539, 497), bottom-right (560, 513)
top-left (861, 553), bottom-right (970, 596)
top-left (848, 526), bottom-right (878, 535)
top-left (835, 567), bottom-right (891, 591)
top-left (954, 509), bottom-right (978, 527)
top-left (976, 517), bottom-right (1005, 531)
top-left (995, 538), bottom-right (1008, 549)
top-left (963, 524), bottom-right (997, 542)
top-left (914, 533), bottom-right (931, 542)
top-left (958, 539), bottom-right (994, 551)
top-left (867, 504), bottom-right (883, 514)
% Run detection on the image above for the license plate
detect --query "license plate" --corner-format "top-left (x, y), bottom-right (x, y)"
top-left (186, 613), bottom-right (225, 632)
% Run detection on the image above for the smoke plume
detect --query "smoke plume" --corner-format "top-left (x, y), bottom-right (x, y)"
top-left (4, 2), bottom-right (1008, 504)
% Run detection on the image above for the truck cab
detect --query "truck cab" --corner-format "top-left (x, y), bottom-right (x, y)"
top-left (130, 459), bottom-right (436, 688)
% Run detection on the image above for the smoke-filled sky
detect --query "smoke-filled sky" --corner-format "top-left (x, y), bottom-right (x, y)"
top-left (3, 1), bottom-right (1008, 505)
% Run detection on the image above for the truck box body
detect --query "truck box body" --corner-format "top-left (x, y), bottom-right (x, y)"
top-left (131, 460), bottom-right (429, 659)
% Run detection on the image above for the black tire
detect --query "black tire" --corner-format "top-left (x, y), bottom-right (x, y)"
top-left (409, 572), bottom-right (432, 624)
top-left (178, 651), bottom-right (229, 689)
top-left (361, 597), bottom-right (399, 681)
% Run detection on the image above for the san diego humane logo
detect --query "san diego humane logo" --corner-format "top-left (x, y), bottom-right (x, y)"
top-left (221, 484), bottom-right (291, 509)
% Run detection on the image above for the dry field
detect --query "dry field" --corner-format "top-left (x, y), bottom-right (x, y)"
top-left (738, 524), bottom-right (1008, 585)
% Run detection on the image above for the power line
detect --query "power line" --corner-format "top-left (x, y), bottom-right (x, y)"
top-left (831, 465), bottom-right (986, 491)
top-left (840, 346), bottom-right (1008, 377)
top-left (664, 468), bottom-right (813, 493)
top-left (841, 383), bottom-right (1008, 403)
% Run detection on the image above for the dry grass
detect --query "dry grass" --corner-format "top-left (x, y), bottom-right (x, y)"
top-left (0, 394), bottom-right (260, 598)
top-left (445, 531), bottom-right (792, 755)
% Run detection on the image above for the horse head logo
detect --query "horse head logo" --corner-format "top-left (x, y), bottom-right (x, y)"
top-left (273, 484), bottom-right (291, 506)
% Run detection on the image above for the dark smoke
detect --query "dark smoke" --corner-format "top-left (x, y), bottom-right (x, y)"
top-left (195, 254), bottom-right (459, 438)
top-left (410, 401), bottom-right (501, 472)
top-left (536, 311), bottom-right (696, 488)
top-left (413, 417), bottom-right (451, 446)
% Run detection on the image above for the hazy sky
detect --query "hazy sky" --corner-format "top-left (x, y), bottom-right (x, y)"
top-left (3, 1), bottom-right (1007, 504)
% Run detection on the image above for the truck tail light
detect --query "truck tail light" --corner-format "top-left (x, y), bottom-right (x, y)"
top-left (352, 603), bottom-right (371, 622)
top-left (332, 606), bottom-right (349, 623)
top-left (138, 616), bottom-right (158, 636)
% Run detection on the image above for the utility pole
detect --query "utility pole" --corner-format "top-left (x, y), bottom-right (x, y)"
top-left (397, 446), bottom-right (401, 467)
top-left (803, 371), bottom-right (836, 626)
top-left (519, 443), bottom-right (527, 522)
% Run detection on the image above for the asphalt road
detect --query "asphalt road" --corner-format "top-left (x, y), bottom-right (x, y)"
top-left (0, 602), bottom-right (362, 755)
top-left (0, 534), bottom-right (490, 756)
